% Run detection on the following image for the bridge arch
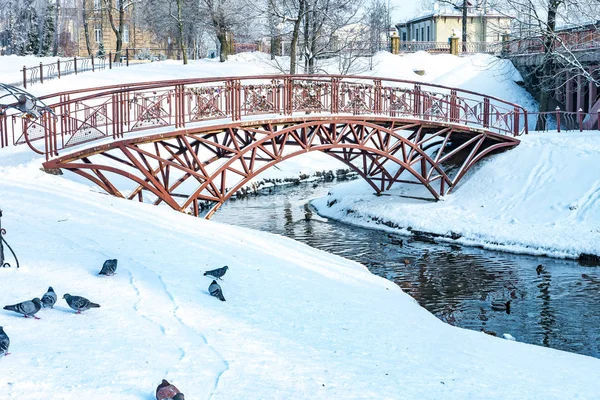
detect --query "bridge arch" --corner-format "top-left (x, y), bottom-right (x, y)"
top-left (44, 116), bottom-right (519, 218)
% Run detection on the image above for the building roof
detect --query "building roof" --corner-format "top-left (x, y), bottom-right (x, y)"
top-left (397, 3), bottom-right (513, 27)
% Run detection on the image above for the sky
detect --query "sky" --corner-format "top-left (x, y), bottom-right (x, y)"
top-left (390, 0), bottom-right (424, 23)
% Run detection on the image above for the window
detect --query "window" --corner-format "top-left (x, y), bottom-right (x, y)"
top-left (94, 25), bottom-right (102, 43)
top-left (122, 25), bottom-right (129, 43)
top-left (415, 28), bottom-right (419, 41)
top-left (421, 27), bottom-right (424, 42)
top-left (402, 32), bottom-right (407, 41)
top-left (427, 26), bottom-right (430, 41)
top-left (93, 0), bottom-right (101, 10)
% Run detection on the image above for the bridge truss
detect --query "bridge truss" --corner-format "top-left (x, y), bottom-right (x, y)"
top-left (0, 75), bottom-right (525, 218)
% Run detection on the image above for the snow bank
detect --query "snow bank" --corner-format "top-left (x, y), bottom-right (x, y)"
top-left (1, 154), bottom-right (599, 399)
top-left (313, 130), bottom-right (600, 259)
top-left (371, 51), bottom-right (537, 111)
top-left (1, 51), bottom-right (537, 114)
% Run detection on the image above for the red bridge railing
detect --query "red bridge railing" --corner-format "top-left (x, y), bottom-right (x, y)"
top-left (0, 74), bottom-right (529, 160)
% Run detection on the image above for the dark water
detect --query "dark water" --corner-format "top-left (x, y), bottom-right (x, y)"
top-left (212, 181), bottom-right (600, 358)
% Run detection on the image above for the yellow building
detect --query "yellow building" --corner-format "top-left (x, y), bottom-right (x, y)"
top-left (396, 4), bottom-right (513, 44)
top-left (75, 0), bottom-right (164, 57)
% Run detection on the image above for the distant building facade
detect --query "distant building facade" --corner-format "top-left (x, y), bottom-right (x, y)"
top-left (75, 0), bottom-right (163, 57)
top-left (396, 3), bottom-right (513, 43)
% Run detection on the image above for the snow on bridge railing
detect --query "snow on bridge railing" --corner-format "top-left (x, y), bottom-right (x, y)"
top-left (0, 74), bottom-right (529, 160)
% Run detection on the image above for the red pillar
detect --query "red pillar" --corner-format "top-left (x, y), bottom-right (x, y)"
top-left (589, 75), bottom-right (598, 113)
top-left (576, 75), bottom-right (586, 112)
top-left (565, 73), bottom-right (574, 112)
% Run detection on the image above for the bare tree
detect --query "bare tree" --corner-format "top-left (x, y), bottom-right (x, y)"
top-left (498, 0), bottom-right (600, 123)
top-left (199, 0), bottom-right (244, 62)
top-left (102, 0), bottom-right (129, 62)
top-left (300, 0), bottom-right (363, 74)
top-left (81, 0), bottom-right (93, 56)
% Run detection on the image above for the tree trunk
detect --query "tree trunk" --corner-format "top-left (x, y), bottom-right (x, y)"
top-left (82, 2), bottom-right (93, 56)
top-left (217, 30), bottom-right (229, 62)
top-left (303, 1), bottom-right (310, 73)
top-left (308, 1), bottom-right (318, 75)
top-left (176, 0), bottom-right (188, 64)
top-left (105, 0), bottom-right (124, 62)
top-left (289, 0), bottom-right (305, 74)
top-left (537, 0), bottom-right (561, 129)
top-left (53, 0), bottom-right (60, 56)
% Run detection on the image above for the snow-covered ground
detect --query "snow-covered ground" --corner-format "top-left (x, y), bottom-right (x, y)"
top-left (313, 130), bottom-right (600, 260)
top-left (1, 149), bottom-right (600, 400)
top-left (2, 52), bottom-right (600, 398)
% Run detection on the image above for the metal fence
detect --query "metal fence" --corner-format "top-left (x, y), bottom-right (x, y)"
top-left (21, 54), bottom-right (124, 88)
top-left (528, 107), bottom-right (600, 132)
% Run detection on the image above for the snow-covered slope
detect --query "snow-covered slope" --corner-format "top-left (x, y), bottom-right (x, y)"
top-left (0, 51), bottom-right (537, 114)
top-left (1, 152), bottom-right (600, 399)
top-left (313, 130), bottom-right (600, 259)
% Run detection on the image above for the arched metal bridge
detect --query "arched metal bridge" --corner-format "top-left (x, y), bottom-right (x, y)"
top-left (0, 75), bottom-right (528, 218)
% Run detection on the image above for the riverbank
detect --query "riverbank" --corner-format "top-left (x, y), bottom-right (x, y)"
top-left (312, 130), bottom-right (600, 261)
top-left (1, 149), bottom-right (600, 399)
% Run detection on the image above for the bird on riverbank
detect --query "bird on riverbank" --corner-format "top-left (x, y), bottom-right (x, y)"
top-left (209, 280), bottom-right (226, 301)
top-left (156, 379), bottom-right (184, 400)
top-left (99, 259), bottom-right (118, 276)
top-left (204, 265), bottom-right (228, 280)
top-left (536, 264), bottom-right (545, 275)
top-left (491, 299), bottom-right (511, 314)
top-left (63, 294), bottom-right (100, 314)
top-left (387, 234), bottom-right (403, 246)
top-left (3, 298), bottom-right (42, 319)
top-left (0, 327), bottom-right (10, 356)
top-left (41, 286), bottom-right (57, 308)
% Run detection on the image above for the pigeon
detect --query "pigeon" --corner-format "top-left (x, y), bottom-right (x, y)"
top-left (3, 298), bottom-right (42, 319)
top-left (0, 327), bottom-right (9, 356)
top-left (156, 379), bottom-right (183, 400)
top-left (209, 280), bottom-right (226, 301)
top-left (41, 286), bottom-right (57, 308)
top-left (99, 259), bottom-right (118, 276)
top-left (63, 293), bottom-right (100, 314)
top-left (204, 265), bottom-right (228, 280)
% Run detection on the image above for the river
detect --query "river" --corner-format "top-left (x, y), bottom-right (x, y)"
top-left (211, 180), bottom-right (600, 358)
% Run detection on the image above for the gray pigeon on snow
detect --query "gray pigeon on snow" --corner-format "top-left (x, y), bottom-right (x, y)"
top-left (3, 298), bottom-right (42, 319)
top-left (0, 327), bottom-right (9, 356)
top-left (204, 265), bottom-right (228, 280)
top-left (99, 259), bottom-right (118, 276)
top-left (41, 286), bottom-right (57, 308)
top-left (63, 293), bottom-right (100, 314)
top-left (209, 280), bottom-right (226, 301)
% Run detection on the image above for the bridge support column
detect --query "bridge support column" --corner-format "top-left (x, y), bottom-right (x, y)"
top-left (589, 76), bottom-right (598, 113)
top-left (577, 75), bottom-right (586, 113)
top-left (501, 32), bottom-right (510, 57)
top-left (565, 73), bottom-right (574, 112)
